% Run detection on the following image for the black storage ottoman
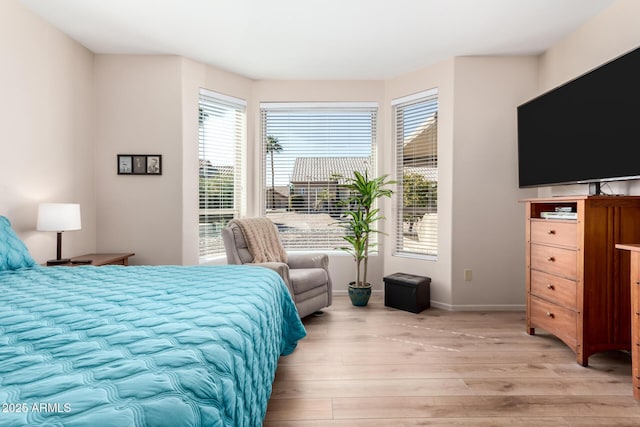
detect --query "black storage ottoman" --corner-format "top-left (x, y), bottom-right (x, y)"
top-left (384, 272), bottom-right (431, 313)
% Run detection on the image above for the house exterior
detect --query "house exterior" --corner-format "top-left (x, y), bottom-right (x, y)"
top-left (402, 113), bottom-right (437, 166)
top-left (266, 186), bottom-right (290, 210)
top-left (401, 113), bottom-right (438, 220)
top-left (289, 157), bottom-right (370, 214)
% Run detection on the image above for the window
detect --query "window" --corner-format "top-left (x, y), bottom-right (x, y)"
top-left (393, 89), bottom-right (438, 258)
top-left (260, 103), bottom-right (378, 251)
top-left (198, 89), bottom-right (246, 262)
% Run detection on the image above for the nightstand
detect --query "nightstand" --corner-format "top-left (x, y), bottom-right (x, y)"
top-left (58, 253), bottom-right (135, 266)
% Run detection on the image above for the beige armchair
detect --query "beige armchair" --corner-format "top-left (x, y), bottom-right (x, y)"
top-left (222, 221), bottom-right (332, 318)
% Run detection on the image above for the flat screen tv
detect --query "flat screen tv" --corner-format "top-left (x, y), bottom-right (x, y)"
top-left (517, 46), bottom-right (640, 193)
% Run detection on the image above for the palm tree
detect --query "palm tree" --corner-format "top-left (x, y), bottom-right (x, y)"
top-left (266, 135), bottom-right (283, 210)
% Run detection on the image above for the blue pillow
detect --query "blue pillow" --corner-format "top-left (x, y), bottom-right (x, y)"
top-left (0, 216), bottom-right (36, 271)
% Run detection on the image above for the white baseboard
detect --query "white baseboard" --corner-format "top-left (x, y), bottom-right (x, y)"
top-left (332, 292), bottom-right (525, 311)
top-left (431, 301), bottom-right (526, 311)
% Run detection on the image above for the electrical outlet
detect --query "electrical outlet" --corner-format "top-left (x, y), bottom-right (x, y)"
top-left (464, 269), bottom-right (472, 281)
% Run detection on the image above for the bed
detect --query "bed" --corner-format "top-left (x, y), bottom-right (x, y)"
top-left (0, 216), bottom-right (306, 426)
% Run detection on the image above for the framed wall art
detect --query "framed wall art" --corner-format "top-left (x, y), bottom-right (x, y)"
top-left (118, 155), bottom-right (162, 175)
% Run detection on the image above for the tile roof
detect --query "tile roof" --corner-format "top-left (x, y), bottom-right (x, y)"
top-left (290, 157), bottom-right (371, 183)
top-left (199, 159), bottom-right (234, 177)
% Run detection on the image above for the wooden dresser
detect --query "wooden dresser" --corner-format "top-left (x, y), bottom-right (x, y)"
top-left (615, 243), bottom-right (640, 399)
top-left (524, 196), bottom-right (640, 366)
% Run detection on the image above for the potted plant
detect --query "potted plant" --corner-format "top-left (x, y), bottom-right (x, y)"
top-left (339, 170), bottom-right (394, 306)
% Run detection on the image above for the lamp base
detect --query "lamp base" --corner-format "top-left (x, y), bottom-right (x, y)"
top-left (46, 258), bottom-right (71, 266)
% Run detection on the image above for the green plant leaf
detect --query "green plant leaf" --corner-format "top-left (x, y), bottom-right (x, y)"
top-left (340, 169), bottom-right (395, 288)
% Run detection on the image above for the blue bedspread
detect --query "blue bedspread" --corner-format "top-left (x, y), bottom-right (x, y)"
top-left (0, 265), bottom-right (306, 426)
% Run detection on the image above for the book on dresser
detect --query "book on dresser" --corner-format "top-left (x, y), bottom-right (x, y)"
top-left (539, 211), bottom-right (578, 220)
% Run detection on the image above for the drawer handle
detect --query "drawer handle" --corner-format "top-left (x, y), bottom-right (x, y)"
top-left (547, 256), bottom-right (555, 262)
top-left (547, 230), bottom-right (556, 235)
top-left (546, 311), bottom-right (555, 318)
top-left (546, 284), bottom-right (555, 290)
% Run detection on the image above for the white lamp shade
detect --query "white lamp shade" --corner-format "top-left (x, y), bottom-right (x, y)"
top-left (37, 203), bottom-right (82, 232)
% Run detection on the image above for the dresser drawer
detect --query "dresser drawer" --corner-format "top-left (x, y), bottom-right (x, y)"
top-left (531, 270), bottom-right (577, 310)
top-left (531, 220), bottom-right (577, 248)
top-left (530, 295), bottom-right (577, 350)
top-left (531, 244), bottom-right (577, 279)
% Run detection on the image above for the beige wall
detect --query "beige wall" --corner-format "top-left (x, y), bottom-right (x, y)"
top-left (539, 0), bottom-right (640, 92)
top-left (180, 58), bottom-right (253, 265)
top-left (0, 0), bottom-right (96, 263)
top-left (383, 59), bottom-right (456, 307)
top-left (383, 56), bottom-right (539, 310)
top-left (94, 55), bottom-right (183, 265)
top-left (94, 55), bottom-right (253, 266)
top-left (451, 56), bottom-right (538, 309)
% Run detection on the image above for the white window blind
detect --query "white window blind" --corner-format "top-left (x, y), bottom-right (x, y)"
top-left (198, 89), bottom-right (246, 262)
top-left (393, 90), bottom-right (438, 258)
top-left (260, 103), bottom-right (378, 251)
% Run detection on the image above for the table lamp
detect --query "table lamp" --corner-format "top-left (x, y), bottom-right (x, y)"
top-left (37, 203), bottom-right (81, 265)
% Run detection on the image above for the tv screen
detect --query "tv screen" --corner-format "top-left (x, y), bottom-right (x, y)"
top-left (517, 46), bottom-right (640, 189)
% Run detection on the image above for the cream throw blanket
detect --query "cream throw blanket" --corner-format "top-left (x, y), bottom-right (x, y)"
top-left (229, 218), bottom-right (288, 264)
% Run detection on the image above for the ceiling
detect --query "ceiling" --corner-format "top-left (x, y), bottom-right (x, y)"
top-left (19, 0), bottom-right (616, 80)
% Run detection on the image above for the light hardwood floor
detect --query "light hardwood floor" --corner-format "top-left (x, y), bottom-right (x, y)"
top-left (264, 295), bottom-right (640, 426)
